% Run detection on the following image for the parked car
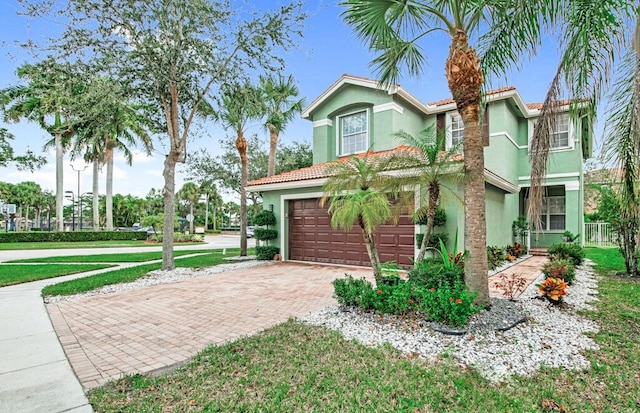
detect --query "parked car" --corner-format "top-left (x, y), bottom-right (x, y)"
top-left (246, 226), bottom-right (255, 238)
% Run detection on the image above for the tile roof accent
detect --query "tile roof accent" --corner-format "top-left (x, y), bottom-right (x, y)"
top-left (526, 101), bottom-right (571, 110)
top-left (247, 146), bottom-right (461, 187)
top-left (427, 86), bottom-right (517, 107)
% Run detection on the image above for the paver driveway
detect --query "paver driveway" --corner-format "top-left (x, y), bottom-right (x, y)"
top-left (47, 262), bottom-right (373, 389)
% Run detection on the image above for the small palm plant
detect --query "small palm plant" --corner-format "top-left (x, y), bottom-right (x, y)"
top-left (321, 151), bottom-right (406, 281)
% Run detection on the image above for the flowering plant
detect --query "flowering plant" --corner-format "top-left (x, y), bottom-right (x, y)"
top-left (536, 277), bottom-right (567, 303)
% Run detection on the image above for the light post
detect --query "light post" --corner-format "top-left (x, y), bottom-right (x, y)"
top-left (70, 163), bottom-right (88, 231)
top-left (64, 191), bottom-right (75, 230)
top-left (80, 192), bottom-right (93, 230)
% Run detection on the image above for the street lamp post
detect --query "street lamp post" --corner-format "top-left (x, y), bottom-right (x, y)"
top-left (70, 163), bottom-right (88, 231)
top-left (64, 191), bottom-right (74, 231)
top-left (79, 192), bottom-right (93, 230)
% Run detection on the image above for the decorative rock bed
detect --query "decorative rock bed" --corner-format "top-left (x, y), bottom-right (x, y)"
top-left (299, 259), bottom-right (600, 382)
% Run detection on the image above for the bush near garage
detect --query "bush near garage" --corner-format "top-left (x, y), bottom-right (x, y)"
top-left (0, 231), bottom-right (144, 243)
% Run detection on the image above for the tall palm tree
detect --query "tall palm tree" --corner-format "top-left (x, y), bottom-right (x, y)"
top-left (260, 74), bottom-right (305, 177)
top-left (321, 153), bottom-right (404, 281)
top-left (0, 60), bottom-right (79, 231)
top-left (394, 128), bottom-right (465, 262)
top-left (13, 181), bottom-right (42, 231)
top-left (216, 82), bottom-right (265, 256)
top-left (178, 182), bottom-right (201, 234)
top-left (341, 0), bottom-right (627, 304)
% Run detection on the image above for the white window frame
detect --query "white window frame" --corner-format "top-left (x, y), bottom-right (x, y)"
top-left (525, 191), bottom-right (566, 232)
top-left (446, 111), bottom-right (464, 149)
top-left (528, 113), bottom-right (574, 152)
top-left (336, 109), bottom-right (369, 156)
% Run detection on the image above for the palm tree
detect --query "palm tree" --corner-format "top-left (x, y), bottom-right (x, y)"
top-left (341, 0), bottom-right (626, 304)
top-left (13, 181), bottom-right (42, 231)
top-left (216, 82), bottom-right (265, 256)
top-left (321, 153), bottom-right (404, 281)
top-left (394, 128), bottom-right (465, 262)
top-left (260, 74), bottom-right (305, 177)
top-left (0, 60), bottom-right (78, 231)
top-left (178, 182), bottom-right (201, 234)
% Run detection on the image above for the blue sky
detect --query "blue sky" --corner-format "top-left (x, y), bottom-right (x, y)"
top-left (0, 0), bottom-right (568, 201)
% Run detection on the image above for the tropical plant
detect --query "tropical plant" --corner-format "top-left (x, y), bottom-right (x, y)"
top-left (537, 277), bottom-right (568, 304)
top-left (341, 0), bottom-right (635, 304)
top-left (260, 74), bottom-right (305, 177)
top-left (177, 182), bottom-right (201, 234)
top-left (394, 127), bottom-right (464, 262)
top-left (561, 231), bottom-right (580, 244)
top-left (216, 82), bottom-right (265, 256)
top-left (547, 243), bottom-right (585, 267)
top-left (433, 230), bottom-right (466, 270)
top-left (487, 245), bottom-right (505, 271)
top-left (0, 59), bottom-right (80, 231)
top-left (407, 257), bottom-right (464, 290)
top-left (321, 152), bottom-right (405, 281)
top-left (492, 273), bottom-right (527, 301)
top-left (542, 259), bottom-right (576, 284)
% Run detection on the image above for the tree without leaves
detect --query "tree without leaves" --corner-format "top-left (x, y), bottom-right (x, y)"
top-left (21, 0), bottom-right (306, 269)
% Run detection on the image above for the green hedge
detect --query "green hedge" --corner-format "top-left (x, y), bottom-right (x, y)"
top-left (0, 231), bottom-right (145, 243)
top-left (254, 228), bottom-right (278, 241)
top-left (256, 245), bottom-right (280, 260)
top-left (253, 210), bottom-right (276, 226)
top-left (415, 232), bottom-right (449, 249)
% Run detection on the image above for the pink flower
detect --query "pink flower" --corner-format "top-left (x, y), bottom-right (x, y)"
top-left (376, 289), bottom-right (383, 295)
top-left (455, 299), bottom-right (462, 304)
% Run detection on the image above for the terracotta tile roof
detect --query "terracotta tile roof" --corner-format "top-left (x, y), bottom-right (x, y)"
top-left (248, 146), bottom-right (462, 187)
top-left (526, 101), bottom-right (571, 110)
top-left (427, 86), bottom-right (517, 107)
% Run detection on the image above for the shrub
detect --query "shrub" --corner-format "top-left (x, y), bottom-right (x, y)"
top-left (0, 231), bottom-right (144, 243)
top-left (536, 277), bottom-right (567, 303)
top-left (252, 210), bottom-right (276, 227)
top-left (547, 243), bottom-right (585, 266)
top-left (254, 228), bottom-right (278, 241)
top-left (493, 273), bottom-right (527, 301)
top-left (415, 207), bottom-right (447, 227)
top-left (148, 233), bottom-right (203, 243)
top-left (542, 259), bottom-right (576, 284)
top-left (333, 275), bottom-right (375, 308)
top-left (415, 232), bottom-right (448, 249)
top-left (420, 279), bottom-right (480, 326)
top-left (205, 229), bottom-right (222, 234)
top-left (407, 258), bottom-right (463, 290)
top-left (487, 245), bottom-right (505, 270)
top-left (256, 245), bottom-right (280, 260)
top-left (505, 242), bottom-right (527, 258)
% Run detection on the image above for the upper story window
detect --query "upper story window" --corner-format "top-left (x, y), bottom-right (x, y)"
top-left (550, 113), bottom-right (570, 149)
top-left (339, 109), bottom-right (368, 155)
top-left (445, 112), bottom-right (464, 149)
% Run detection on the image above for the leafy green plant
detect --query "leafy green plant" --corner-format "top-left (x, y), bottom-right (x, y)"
top-left (254, 228), bottom-right (278, 241)
top-left (252, 210), bottom-right (276, 226)
top-left (547, 243), bottom-right (585, 266)
top-left (542, 259), bottom-right (576, 284)
top-left (435, 230), bottom-right (466, 270)
top-left (407, 258), bottom-right (463, 290)
top-left (420, 279), bottom-right (480, 326)
top-left (415, 207), bottom-right (447, 227)
top-left (332, 275), bottom-right (375, 307)
top-left (149, 233), bottom-right (203, 243)
top-left (512, 216), bottom-right (529, 238)
top-left (487, 245), bottom-right (505, 270)
top-left (0, 231), bottom-right (145, 243)
top-left (415, 232), bottom-right (448, 249)
top-left (536, 277), bottom-right (567, 303)
top-left (256, 245), bottom-right (280, 260)
top-left (561, 230), bottom-right (580, 243)
top-left (379, 261), bottom-right (402, 286)
top-left (505, 242), bottom-right (527, 259)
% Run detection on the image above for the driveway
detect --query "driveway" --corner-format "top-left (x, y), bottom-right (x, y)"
top-left (47, 262), bottom-right (373, 389)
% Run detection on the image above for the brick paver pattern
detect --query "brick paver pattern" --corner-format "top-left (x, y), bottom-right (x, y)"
top-left (48, 258), bottom-right (545, 389)
top-left (47, 262), bottom-right (373, 389)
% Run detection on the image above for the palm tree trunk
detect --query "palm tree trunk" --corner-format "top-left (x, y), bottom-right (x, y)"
top-left (189, 203), bottom-right (194, 234)
top-left (213, 200), bottom-right (217, 231)
top-left (106, 148), bottom-right (114, 231)
top-left (417, 183), bottom-right (440, 262)
top-left (55, 133), bottom-right (64, 231)
top-left (267, 124), bottom-right (278, 177)
top-left (92, 158), bottom-right (100, 230)
top-left (359, 219), bottom-right (382, 281)
top-left (446, 31), bottom-right (490, 306)
top-left (236, 130), bottom-right (248, 256)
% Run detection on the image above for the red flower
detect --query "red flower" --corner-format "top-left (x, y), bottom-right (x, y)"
top-left (376, 289), bottom-right (383, 295)
top-left (449, 297), bottom-right (453, 302)
top-left (409, 299), bottom-right (414, 304)
top-left (430, 288), bottom-right (435, 293)
top-left (455, 299), bottom-right (462, 304)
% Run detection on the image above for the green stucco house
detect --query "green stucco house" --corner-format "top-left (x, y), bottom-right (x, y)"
top-left (248, 74), bottom-right (592, 267)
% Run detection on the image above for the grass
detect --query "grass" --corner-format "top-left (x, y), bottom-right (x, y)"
top-left (0, 240), bottom-right (202, 250)
top-left (88, 247), bottom-right (640, 412)
top-left (0, 264), bottom-right (115, 287)
top-left (7, 249), bottom-right (217, 263)
top-left (584, 246), bottom-right (627, 274)
top-left (41, 249), bottom-right (241, 297)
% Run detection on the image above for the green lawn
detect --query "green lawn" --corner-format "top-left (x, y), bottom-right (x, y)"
top-left (8, 249), bottom-right (218, 263)
top-left (0, 264), bottom-right (116, 287)
top-left (0, 240), bottom-right (202, 250)
top-left (41, 250), bottom-right (242, 297)
top-left (89, 248), bottom-right (640, 412)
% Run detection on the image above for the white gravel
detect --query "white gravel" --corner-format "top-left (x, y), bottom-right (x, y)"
top-left (45, 260), bottom-right (272, 304)
top-left (299, 259), bottom-right (600, 383)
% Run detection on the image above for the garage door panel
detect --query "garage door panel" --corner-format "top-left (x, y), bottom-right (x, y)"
top-left (289, 198), bottom-right (414, 268)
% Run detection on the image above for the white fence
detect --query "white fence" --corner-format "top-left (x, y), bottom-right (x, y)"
top-left (584, 222), bottom-right (617, 247)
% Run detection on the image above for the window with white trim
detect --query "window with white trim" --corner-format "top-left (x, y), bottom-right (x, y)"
top-left (339, 110), bottom-right (368, 155)
top-left (446, 112), bottom-right (464, 149)
top-left (550, 113), bottom-right (570, 149)
top-left (525, 186), bottom-right (566, 231)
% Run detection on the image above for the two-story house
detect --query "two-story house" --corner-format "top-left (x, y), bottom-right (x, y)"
top-left (247, 74), bottom-right (592, 268)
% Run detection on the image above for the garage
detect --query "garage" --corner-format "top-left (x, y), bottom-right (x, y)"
top-left (288, 198), bottom-right (415, 268)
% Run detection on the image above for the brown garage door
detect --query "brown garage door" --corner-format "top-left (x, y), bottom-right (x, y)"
top-left (288, 198), bottom-right (415, 268)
